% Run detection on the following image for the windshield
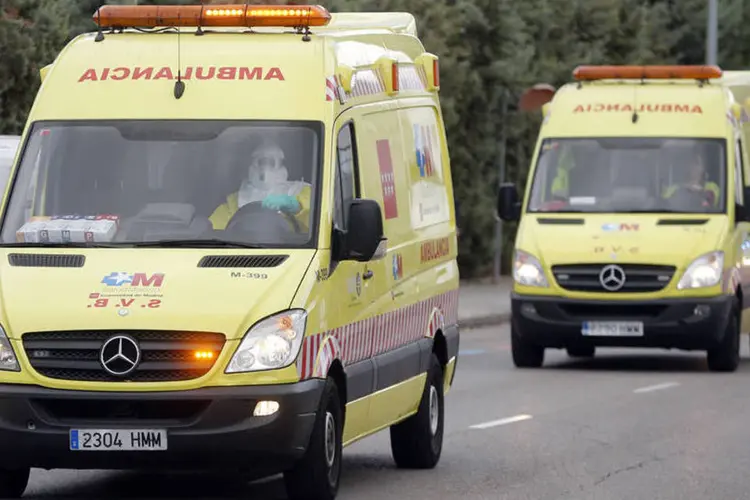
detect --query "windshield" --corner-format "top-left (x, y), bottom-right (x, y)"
top-left (527, 137), bottom-right (727, 214)
top-left (0, 121), bottom-right (322, 248)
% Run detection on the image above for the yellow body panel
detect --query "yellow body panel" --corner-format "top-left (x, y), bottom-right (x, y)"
top-left (3, 11), bottom-right (460, 456)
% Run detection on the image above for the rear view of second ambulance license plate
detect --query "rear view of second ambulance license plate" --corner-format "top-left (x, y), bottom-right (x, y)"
top-left (70, 429), bottom-right (167, 451)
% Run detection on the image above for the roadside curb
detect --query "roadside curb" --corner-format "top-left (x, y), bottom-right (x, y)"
top-left (459, 312), bottom-right (511, 330)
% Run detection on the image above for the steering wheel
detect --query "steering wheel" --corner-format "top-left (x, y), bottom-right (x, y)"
top-left (667, 185), bottom-right (711, 209)
top-left (225, 201), bottom-right (302, 234)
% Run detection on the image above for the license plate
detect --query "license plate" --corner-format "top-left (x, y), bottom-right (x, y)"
top-left (581, 321), bottom-right (644, 337)
top-left (70, 429), bottom-right (167, 451)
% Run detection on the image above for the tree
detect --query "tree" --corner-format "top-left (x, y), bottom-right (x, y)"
top-left (0, 0), bottom-right (77, 134)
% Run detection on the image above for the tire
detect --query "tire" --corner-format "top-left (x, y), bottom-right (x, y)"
top-left (511, 323), bottom-right (544, 368)
top-left (284, 377), bottom-right (343, 500)
top-left (389, 353), bottom-right (444, 469)
top-left (0, 468), bottom-right (30, 498)
top-left (566, 345), bottom-right (595, 358)
top-left (707, 301), bottom-right (740, 373)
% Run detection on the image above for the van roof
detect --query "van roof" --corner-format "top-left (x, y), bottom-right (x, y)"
top-left (29, 10), bottom-right (434, 124)
top-left (543, 80), bottom-right (731, 138)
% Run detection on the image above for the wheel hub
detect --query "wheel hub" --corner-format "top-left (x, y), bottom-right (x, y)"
top-left (324, 411), bottom-right (336, 468)
top-left (429, 385), bottom-right (439, 436)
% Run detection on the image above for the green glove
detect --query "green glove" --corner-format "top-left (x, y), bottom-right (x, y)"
top-left (262, 194), bottom-right (301, 213)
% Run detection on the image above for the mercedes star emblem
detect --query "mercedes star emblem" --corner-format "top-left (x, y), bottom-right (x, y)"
top-left (100, 335), bottom-right (141, 376)
top-left (599, 264), bottom-right (627, 291)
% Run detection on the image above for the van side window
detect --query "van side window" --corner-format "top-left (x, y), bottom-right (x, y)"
top-left (736, 139), bottom-right (745, 206)
top-left (333, 123), bottom-right (358, 230)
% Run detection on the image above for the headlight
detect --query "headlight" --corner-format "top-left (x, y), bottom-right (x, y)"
top-left (677, 251), bottom-right (724, 290)
top-left (226, 310), bottom-right (307, 374)
top-left (0, 326), bottom-right (19, 372)
top-left (513, 250), bottom-right (549, 287)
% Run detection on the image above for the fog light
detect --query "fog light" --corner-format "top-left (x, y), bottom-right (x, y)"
top-left (521, 303), bottom-right (537, 315)
top-left (693, 305), bottom-right (711, 317)
top-left (253, 400), bottom-right (280, 417)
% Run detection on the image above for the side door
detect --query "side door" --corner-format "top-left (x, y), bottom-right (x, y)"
top-left (327, 117), bottom-right (380, 445)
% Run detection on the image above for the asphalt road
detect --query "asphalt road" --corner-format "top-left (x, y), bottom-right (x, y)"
top-left (25, 324), bottom-right (750, 499)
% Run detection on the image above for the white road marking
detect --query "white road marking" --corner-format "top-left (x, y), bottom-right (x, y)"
top-left (633, 381), bottom-right (680, 394)
top-left (469, 414), bottom-right (533, 430)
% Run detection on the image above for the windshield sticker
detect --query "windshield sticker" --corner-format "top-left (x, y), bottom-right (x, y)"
top-left (78, 66), bottom-right (285, 83)
top-left (601, 223), bottom-right (639, 232)
top-left (569, 196), bottom-right (596, 205)
top-left (573, 103), bottom-right (703, 114)
top-left (16, 214), bottom-right (119, 243)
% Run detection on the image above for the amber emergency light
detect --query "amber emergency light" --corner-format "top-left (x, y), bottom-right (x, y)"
top-left (92, 4), bottom-right (332, 29)
top-left (573, 65), bottom-right (723, 81)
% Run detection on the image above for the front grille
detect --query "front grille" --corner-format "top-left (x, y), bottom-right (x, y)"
top-left (552, 263), bottom-right (676, 293)
top-left (31, 399), bottom-right (210, 424)
top-left (22, 330), bottom-right (225, 382)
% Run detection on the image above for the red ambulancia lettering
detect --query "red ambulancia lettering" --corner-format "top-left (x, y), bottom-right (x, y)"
top-left (110, 67), bottom-right (130, 80)
top-left (573, 103), bottom-right (703, 114)
top-left (131, 273), bottom-right (165, 287)
top-left (133, 67), bottom-right (153, 80)
top-left (218, 67), bottom-right (236, 80)
top-left (78, 67), bottom-right (286, 82)
top-left (240, 67), bottom-right (263, 80)
top-left (154, 67), bottom-right (173, 80)
top-left (420, 237), bottom-right (450, 263)
top-left (196, 67), bottom-right (215, 80)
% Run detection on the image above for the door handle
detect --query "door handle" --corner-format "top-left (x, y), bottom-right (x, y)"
top-left (363, 269), bottom-right (374, 280)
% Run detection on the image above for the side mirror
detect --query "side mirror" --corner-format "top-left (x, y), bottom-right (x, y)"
top-left (497, 183), bottom-right (521, 222)
top-left (340, 199), bottom-right (386, 262)
top-left (739, 187), bottom-right (750, 223)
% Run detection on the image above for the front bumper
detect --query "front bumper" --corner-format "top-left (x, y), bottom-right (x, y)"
top-left (512, 293), bottom-right (735, 350)
top-left (0, 379), bottom-right (325, 472)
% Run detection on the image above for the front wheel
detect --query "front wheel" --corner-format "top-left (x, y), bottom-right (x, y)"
top-left (707, 301), bottom-right (740, 372)
top-left (511, 322), bottom-right (544, 368)
top-left (0, 468), bottom-right (30, 498)
top-left (284, 377), bottom-right (343, 500)
top-left (389, 353), bottom-right (444, 469)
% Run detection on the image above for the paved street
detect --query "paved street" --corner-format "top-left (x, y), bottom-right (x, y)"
top-left (25, 322), bottom-right (750, 499)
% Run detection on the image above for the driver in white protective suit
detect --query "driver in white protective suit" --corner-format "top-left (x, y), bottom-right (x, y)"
top-left (210, 141), bottom-right (312, 231)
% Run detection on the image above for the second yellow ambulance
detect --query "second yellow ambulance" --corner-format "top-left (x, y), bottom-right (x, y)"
top-left (499, 65), bottom-right (750, 373)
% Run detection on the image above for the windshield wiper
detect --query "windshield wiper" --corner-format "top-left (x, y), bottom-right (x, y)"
top-left (613, 209), bottom-right (686, 213)
top-left (132, 238), bottom-right (264, 249)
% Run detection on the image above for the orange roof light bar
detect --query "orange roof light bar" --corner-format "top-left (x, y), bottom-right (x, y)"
top-left (573, 65), bottom-right (723, 81)
top-left (93, 4), bottom-right (332, 29)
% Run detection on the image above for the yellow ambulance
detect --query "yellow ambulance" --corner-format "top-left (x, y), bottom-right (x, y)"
top-left (498, 65), bottom-right (750, 373)
top-left (0, 5), bottom-right (460, 499)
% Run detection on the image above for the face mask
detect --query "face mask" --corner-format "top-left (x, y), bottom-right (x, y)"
top-left (248, 163), bottom-right (288, 185)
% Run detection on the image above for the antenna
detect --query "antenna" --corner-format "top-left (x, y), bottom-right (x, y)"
top-left (174, 20), bottom-right (185, 99)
